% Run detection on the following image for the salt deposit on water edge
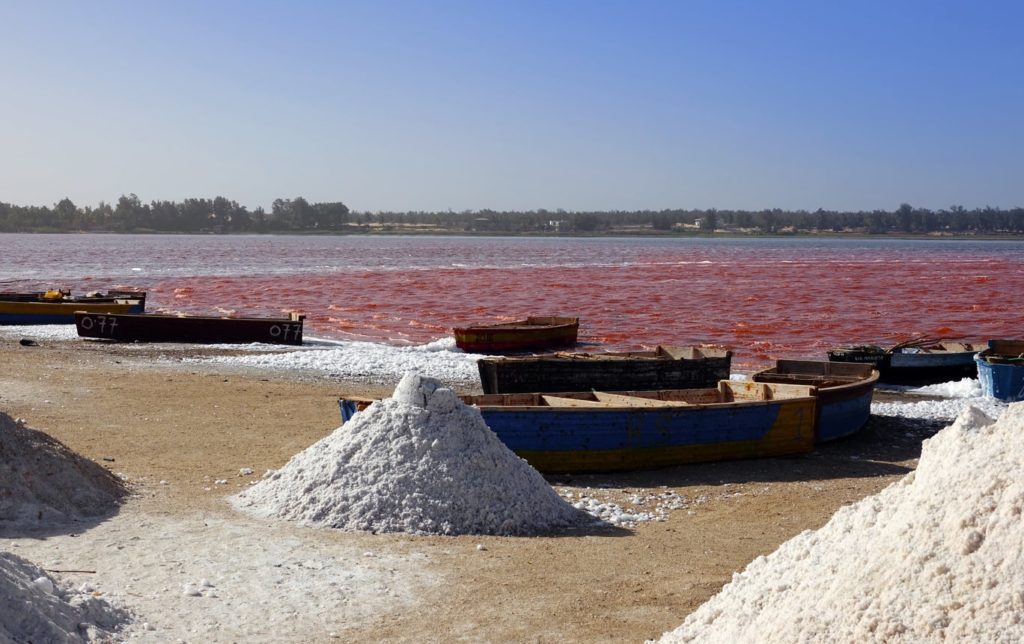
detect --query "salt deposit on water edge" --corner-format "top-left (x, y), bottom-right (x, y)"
top-left (657, 402), bottom-right (1024, 643)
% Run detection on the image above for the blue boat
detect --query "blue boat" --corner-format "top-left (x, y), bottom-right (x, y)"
top-left (753, 360), bottom-right (878, 443)
top-left (975, 340), bottom-right (1024, 402)
top-left (339, 380), bottom-right (817, 473)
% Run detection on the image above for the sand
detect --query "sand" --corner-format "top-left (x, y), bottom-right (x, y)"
top-left (0, 334), bottom-right (954, 642)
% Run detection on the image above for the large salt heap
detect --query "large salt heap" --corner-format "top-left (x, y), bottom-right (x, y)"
top-left (0, 411), bottom-right (127, 533)
top-left (232, 373), bottom-right (585, 535)
top-left (658, 403), bottom-right (1024, 643)
top-left (0, 551), bottom-right (130, 642)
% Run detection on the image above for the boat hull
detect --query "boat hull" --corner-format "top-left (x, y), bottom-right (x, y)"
top-left (477, 346), bottom-right (732, 394)
top-left (976, 340), bottom-right (1024, 402)
top-left (753, 360), bottom-right (878, 442)
top-left (340, 381), bottom-right (817, 473)
top-left (0, 299), bottom-right (145, 324)
top-left (74, 312), bottom-right (304, 345)
top-left (454, 316), bottom-right (579, 353)
top-left (828, 343), bottom-right (979, 385)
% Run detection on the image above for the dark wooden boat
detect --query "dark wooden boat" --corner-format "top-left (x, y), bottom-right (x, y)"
top-left (339, 380), bottom-right (817, 473)
top-left (74, 311), bottom-right (304, 345)
top-left (453, 316), bottom-right (579, 353)
top-left (827, 338), bottom-right (981, 385)
top-left (975, 339), bottom-right (1024, 402)
top-left (0, 289), bottom-right (146, 324)
top-left (476, 345), bottom-right (732, 394)
top-left (753, 359), bottom-right (879, 442)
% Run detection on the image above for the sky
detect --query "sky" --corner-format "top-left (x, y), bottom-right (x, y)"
top-left (1, 1), bottom-right (1022, 213)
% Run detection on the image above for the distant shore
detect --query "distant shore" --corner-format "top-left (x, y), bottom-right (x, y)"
top-left (6, 227), bottom-right (1024, 241)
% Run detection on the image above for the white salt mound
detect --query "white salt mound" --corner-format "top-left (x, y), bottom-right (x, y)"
top-left (657, 403), bottom-right (1024, 643)
top-left (232, 373), bottom-right (584, 535)
top-left (0, 411), bottom-right (127, 532)
top-left (0, 551), bottom-right (130, 642)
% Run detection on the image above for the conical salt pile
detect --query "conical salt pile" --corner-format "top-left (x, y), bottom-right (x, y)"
top-left (657, 403), bottom-right (1024, 643)
top-left (232, 373), bottom-right (585, 535)
top-left (0, 411), bottom-right (127, 532)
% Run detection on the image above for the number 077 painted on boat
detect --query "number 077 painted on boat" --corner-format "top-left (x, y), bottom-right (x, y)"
top-left (75, 311), bottom-right (304, 345)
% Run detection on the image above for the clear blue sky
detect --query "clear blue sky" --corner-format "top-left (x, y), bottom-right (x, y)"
top-left (2, 1), bottom-right (1021, 213)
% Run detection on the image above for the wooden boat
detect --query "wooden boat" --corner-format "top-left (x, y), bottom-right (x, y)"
top-left (975, 340), bottom-right (1024, 402)
top-left (339, 380), bottom-right (817, 473)
top-left (453, 316), bottom-right (579, 353)
top-left (476, 345), bottom-right (732, 394)
top-left (0, 289), bottom-right (146, 324)
top-left (74, 311), bottom-right (304, 345)
top-left (753, 359), bottom-right (879, 442)
top-left (827, 338), bottom-right (981, 385)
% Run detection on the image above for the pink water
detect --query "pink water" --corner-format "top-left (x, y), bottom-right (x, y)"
top-left (2, 234), bottom-right (1021, 370)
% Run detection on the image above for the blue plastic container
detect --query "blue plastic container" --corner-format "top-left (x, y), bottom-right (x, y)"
top-left (975, 340), bottom-right (1024, 402)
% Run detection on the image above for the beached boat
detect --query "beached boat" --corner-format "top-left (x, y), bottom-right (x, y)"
top-left (339, 380), bottom-right (817, 473)
top-left (0, 289), bottom-right (146, 324)
top-left (476, 345), bottom-right (732, 394)
top-left (453, 316), bottom-right (579, 353)
top-left (827, 338), bottom-right (981, 385)
top-left (753, 359), bottom-right (878, 442)
top-left (975, 340), bottom-right (1024, 402)
top-left (74, 311), bottom-right (304, 345)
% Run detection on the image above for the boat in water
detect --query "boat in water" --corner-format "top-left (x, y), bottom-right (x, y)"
top-left (339, 380), bottom-right (817, 473)
top-left (0, 289), bottom-right (146, 324)
top-left (753, 359), bottom-right (878, 442)
top-left (476, 345), bottom-right (732, 394)
top-left (453, 316), bottom-right (579, 353)
top-left (827, 338), bottom-right (981, 385)
top-left (75, 311), bottom-right (304, 345)
top-left (975, 339), bottom-right (1024, 402)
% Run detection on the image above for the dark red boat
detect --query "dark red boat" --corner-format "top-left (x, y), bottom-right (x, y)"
top-left (74, 311), bottom-right (304, 345)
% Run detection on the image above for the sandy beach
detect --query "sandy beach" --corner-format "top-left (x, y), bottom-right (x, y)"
top-left (1, 334), bottom-right (947, 642)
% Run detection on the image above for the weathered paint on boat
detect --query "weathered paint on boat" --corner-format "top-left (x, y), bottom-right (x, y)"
top-left (0, 293), bottom-right (146, 324)
top-left (75, 311), bottom-right (304, 345)
top-left (339, 380), bottom-right (817, 473)
top-left (476, 345), bottom-right (732, 394)
top-left (453, 316), bottom-right (579, 353)
top-left (975, 340), bottom-right (1024, 402)
top-left (828, 341), bottom-right (981, 385)
top-left (753, 359), bottom-right (878, 442)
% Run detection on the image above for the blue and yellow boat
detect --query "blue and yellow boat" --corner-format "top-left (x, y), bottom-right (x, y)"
top-left (753, 359), bottom-right (878, 443)
top-left (339, 380), bottom-right (817, 473)
top-left (0, 289), bottom-right (146, 324)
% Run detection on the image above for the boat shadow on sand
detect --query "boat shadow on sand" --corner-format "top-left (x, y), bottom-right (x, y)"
top-left (543, 412), bottom-right (948, 490)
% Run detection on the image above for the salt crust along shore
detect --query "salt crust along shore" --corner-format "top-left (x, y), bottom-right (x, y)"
top-left (0, 325), bottom-right (1009, 422)
top-left (233, 373), bottom-right (588, 535)
top-left (657, 402), bottom-right (1024, 643)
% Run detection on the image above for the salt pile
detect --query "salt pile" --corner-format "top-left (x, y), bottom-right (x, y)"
top-left (657, 403), bottom-right (1024, 643)
top-left (0, 411), bottom-right (127, 532)
top-left (232, 373), bottom-right (585, 535)
top-left (0, 551), bottom-right (130, 642)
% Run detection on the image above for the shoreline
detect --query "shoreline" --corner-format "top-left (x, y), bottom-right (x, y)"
top-left (0, 333), bottom-right (967, 641)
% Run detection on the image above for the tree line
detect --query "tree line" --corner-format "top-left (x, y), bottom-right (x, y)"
top-left (1, 196), bottom-right (1023, 236)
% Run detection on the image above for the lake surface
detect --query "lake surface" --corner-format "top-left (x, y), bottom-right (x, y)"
top-left (2, 233), bottom-right (1021, 369)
